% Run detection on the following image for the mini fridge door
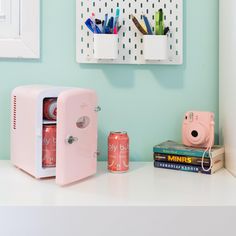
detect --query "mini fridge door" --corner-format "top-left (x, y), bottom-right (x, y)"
top-left (56, 88), bottom-right (98, 186)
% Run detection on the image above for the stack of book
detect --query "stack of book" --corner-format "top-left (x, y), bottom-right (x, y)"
top-left (153, 141), bottom-right (225, 175)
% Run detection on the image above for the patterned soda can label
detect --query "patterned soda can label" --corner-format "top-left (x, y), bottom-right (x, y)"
top-left (43, 98), bottom-right (57, 121)
top-left (42, 125), bottom-right (56, 168)
top-left (108, 131), bottom-right (129, 173)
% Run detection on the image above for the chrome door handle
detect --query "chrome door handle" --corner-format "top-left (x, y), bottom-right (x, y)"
top-left (66, 136), bottom-right (78, 144)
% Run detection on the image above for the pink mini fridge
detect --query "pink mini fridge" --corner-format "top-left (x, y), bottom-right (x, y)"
top-left (11, 85), bottom-right (99, 186)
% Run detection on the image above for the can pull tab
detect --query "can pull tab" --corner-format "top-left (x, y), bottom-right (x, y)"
top-left (94, 106), bottom-right (101, 112)
top-left (66, 136), bottom-right (78, 144)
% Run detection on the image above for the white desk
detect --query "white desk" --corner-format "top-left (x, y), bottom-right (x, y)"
top-left (0, 161), bottom-right (236, 236)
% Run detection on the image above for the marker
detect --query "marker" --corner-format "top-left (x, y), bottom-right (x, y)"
top-left (106, 17), bottom-right (114, 34)
top-left (85, 18), bottom-right (95, 33)
top-left (143, 15), bottom-right (153, 35)
top-left (131, 14), bottom-right (147, 35)
top-left (164, 27), bottom-right (170, 35)
top-left (95, 25), bottom-right (102, 34)
top-left (114, 8), bottom-right (120, 28)
top-left (140, 22), bottom-right (147, 33)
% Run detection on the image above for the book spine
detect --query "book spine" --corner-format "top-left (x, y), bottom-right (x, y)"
top-left (153, 153), bottom-right (210, 166)
top-left (153, 147), bottom-right (210, 158)
top-left (154, 161), bottom-right (211, 174)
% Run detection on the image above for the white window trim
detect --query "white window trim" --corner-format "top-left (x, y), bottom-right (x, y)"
top-left (0, 0), bottom-right (40, 58)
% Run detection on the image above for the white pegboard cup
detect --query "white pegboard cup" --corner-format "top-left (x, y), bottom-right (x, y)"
top-left (94, 34), bottom-right (118, 60)
top-left (143, 35), bottom-right (168, 61)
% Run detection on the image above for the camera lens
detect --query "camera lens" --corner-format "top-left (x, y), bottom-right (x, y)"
top-left (191, 130), bottom-right (198, 138)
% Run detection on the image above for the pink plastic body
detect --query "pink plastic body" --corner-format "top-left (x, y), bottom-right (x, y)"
top-left (56, 89), bottom-right (97, 186)
top-left (11, 85), bottom-right (98, 186)
top-left (182, 111), bottom-right (215, 148)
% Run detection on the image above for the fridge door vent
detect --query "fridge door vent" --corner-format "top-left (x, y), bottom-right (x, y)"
top-left (13, 96), bottom-right (17, 130)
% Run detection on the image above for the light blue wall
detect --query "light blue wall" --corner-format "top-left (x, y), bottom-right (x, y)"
top-left (0, 0), bottom-right (219, 160)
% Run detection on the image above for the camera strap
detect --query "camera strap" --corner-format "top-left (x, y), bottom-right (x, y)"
top-left (201, 126), bottom-right (213, 172)
top-left (201, 146), bottom-right (213, 172)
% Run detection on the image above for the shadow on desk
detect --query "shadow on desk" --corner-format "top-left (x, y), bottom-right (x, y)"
top-left (96, 162), bottom-right (149, 176)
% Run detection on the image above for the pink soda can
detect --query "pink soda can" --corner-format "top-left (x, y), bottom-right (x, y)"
top-left (108, 131), bottom-right (129, 173)
top-left (43, 98), bottom-right (57, 121)
top-left (42, 125), bottom-right (56, 168)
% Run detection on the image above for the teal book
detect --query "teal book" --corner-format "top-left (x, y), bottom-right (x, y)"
top-left (153, 141), bottom-right (224, 158)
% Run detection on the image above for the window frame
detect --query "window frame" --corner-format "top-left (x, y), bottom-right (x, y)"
top-left (0, 0), bottom-right (20, 39)
top-left (0, 0), bottom-right (40, 59)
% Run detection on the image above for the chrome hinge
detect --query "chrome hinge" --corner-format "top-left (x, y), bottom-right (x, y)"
top-left (94, 106), bottom-right (101, 112)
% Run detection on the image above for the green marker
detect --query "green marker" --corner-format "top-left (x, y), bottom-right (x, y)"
top-left (155, 9), bottom-right (165, 35)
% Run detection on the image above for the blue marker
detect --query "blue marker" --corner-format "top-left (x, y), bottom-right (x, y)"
top-left (105, 17), bottom-right (114, 34)
top-left (108, 17), bottom-right (114, 33)
top-left (85, 18), bottom-right (101, 34)
top-left (143, 15), bottom-right (153, 35)
top-left (103, 14), bottom-right (108, 33)
top-left (95, 25), bottom-right (101, 34)
top-left (85, 18), bottom-right (94, 33)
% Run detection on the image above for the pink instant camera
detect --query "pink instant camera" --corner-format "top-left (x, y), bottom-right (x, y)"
top-left (182, 111), bottom-right (215, 148)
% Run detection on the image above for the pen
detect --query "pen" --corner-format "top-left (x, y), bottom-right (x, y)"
top-left (131, 14), bottom-right (147, 35)
top-left (90, 13), bottom-right (96, 33)
top-left (103, 14), bottom-right (108, 33)
top-left (143, 15), bottom-right (153, 35)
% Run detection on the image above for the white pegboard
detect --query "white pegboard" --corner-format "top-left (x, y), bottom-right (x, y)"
top-left (76, 0), bottom-right (183, 65)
